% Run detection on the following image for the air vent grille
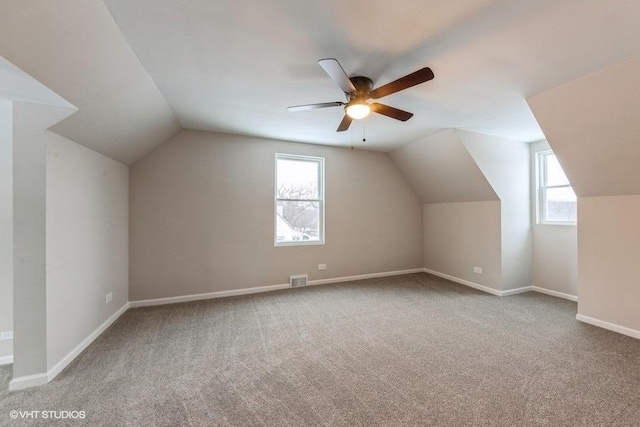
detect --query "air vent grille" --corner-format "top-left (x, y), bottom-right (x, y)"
top-left (290, 274), bottom-right (308, 287)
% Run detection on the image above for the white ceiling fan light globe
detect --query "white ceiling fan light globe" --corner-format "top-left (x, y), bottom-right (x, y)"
top-left (345, 103), bottom-right (371, 120)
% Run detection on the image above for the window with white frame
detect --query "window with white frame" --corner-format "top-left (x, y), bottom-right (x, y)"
top-left (537, 151), bottom-right (577, 224)
top-left (275, 154), bottom-right (324, 245)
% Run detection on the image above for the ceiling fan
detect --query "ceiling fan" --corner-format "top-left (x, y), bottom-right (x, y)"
top-left (288, 58), bottom-right (434, 132)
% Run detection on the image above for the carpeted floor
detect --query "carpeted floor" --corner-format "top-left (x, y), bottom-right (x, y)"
top-left (1, 273), bottom-right (639, 426)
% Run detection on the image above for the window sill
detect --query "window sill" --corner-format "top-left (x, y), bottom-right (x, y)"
top-left (275, 241), bottom-right (325, 247)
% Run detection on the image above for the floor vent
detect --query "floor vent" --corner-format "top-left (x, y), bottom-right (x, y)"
top-left (290, 274), bottom-right (308, 287)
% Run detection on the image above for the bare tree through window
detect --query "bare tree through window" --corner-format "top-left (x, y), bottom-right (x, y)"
top-left (275, 155), bottom-right (324, 244)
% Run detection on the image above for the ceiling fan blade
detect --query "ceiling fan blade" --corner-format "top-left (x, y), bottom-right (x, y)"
top-left (336, 114), bottom-right (353, 132)
top-left (319, 58), bottom-right (357, 94)
top-left (371, 103), bottom-right (414, 121)
top-left (287, 101), bottom-right (344, 112)
top-left (368, 67), bottom-right (434, 99)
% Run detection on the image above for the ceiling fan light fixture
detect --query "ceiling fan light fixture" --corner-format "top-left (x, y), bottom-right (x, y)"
top-left (345, 102), bottom-right (371, 120)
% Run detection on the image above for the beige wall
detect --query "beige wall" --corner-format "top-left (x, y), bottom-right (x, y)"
top-left (129, 130), bottom-right (423, 301)
top-left (0, 99), bottom-right (12, 361)
top-left (11, 101), bottom-right (74, 379)
top-left (528, 55), bottom-right (640, 198)
top-left (528, 55), bottom-right (640, 335)
top-left (458, 130), bottom-right (531, 290)
top-left (579, 196), bottom-right (640, 331)
top-left (390, 130), bottom-right (498, 203)
top-left (423, 201), bottom-right (502, 291)
top-left (46, 132), bottom-right (129, 369)
top-left (529, 140), bottom-right (577, 297)
top-left (392, 129), bottom-right (530, 292)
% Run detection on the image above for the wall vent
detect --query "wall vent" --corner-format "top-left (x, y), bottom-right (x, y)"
top-left (290, 274), bottom-right (308, 287)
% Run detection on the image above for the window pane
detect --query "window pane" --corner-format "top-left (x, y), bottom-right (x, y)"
top-left (545, 187), bottom-right (577, 222)
top-left (276, 200), bottom-right (320, 242)
top-left (276, 159), bottom-right (318, 199)
top-left (546, 154), bottom-right (570, 186)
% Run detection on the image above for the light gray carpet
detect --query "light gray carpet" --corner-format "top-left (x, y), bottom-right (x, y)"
top-left (1, 273), bottom-right (639, 426)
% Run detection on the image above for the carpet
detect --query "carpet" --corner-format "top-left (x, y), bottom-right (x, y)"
top-left (1, 273), bottom-right (639, 426)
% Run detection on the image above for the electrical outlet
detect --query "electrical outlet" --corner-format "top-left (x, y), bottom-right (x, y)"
top-left (473, 266), bottom-right (483, 274)
top-left (0, 331), bottom-right (13, 340)
top-left (106, 292), bottom-right (113, 304)
top-left (318, 264), bottom-right (327, 271)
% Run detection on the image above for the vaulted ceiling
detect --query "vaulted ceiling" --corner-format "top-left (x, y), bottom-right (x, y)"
top-left (2, 0), bottom-right (640, 165)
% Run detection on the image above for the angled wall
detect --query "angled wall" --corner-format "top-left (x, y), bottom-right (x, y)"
top-left (391, 129), bottom-right (531, 292)
top-left (458, 130), bottom-right (531, 291)
top-left (528, 55), bottom-right (640, 337)
top-left (528, 55), bottom-right (640, 198)
top-left (390, 130), bottom-right (498, 203)
top-left (0, 0), bottom-right (180, 164)
top-left (2, 57), bottom-right (131, 389)
top-left (391, 130), bottom-right (502, 291)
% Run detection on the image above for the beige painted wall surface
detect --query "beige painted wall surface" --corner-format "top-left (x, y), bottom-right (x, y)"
top-left (423, 201), bottom-right (502, 291)
top-left (0, 99), bottom-right (12, 360)
top-left (529, 141), bottom-right (577, 297)
top-left (527, 55), bottom-right (640, 197)
top-left (578, 195), bottom-right (640, 332)
top-left (12, 101), bottom-right (74, 379)
top-left (390, 130), bottom-right (497, 203)
top-left (529, 57), bottom-right (640, 336)
top-left (46, 132), bottom-right (129, 369)
top-left (458, 130), bottom-right (531, 290)
top-left (130, 131), bottom-right (423, 301)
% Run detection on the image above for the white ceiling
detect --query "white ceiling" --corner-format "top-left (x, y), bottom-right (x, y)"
top-left (103, 0), bottom-right (640, 152)
top-left (2, 0), bottom-right (640, 163)
top-left (0, 0), bottom-right (180, 165)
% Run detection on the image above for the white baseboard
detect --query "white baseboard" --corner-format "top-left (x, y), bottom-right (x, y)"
top-left (502, 286), bottom-right (534, 296)
top-left (129, 283), bottom-right (292, 308)
top-left (576, 314), bottom-right (640, 340)
top-left (0, 355), bottom-right (13, 366)
top-left (422, 268), bottom-right (534, 297)
top-left (532, 286), bottom-right (578, 302)
top-left (130, 268), bottom-right (425, 308)
top-left (422, 268), bottom-right (503, 296)
top-left (310, 268), bottom-right (425, 286)
top-left (46, 302), bottom-right (130, 383)
top-left (9, 372), bottom-right (48, 391)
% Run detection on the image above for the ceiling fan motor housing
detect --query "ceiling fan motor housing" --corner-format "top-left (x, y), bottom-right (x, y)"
top-left (347, 76), bottom-right (374, 101)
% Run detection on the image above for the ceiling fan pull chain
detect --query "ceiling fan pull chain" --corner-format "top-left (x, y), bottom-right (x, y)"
top-left (363, 121), bottom-right (366, 142)
top-left (351, 126), bottom-right (354, 149)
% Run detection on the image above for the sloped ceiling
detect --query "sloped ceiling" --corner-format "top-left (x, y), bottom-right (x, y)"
top-left (0, 0), bottom-right (180, 165)
top-left (528, 55), bottom-right (640, 197)
top-left (390, 129), bottom-right (498, 203)
top-left (103, 0), bottom-right (640, 152)
top-left (2, 1), bottom-right (640, 164)
top-left (457, 130), bottom-right (529, 202)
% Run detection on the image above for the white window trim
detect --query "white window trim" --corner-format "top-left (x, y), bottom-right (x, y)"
top-left (536, 150), bottom-right (576, 226)
top-left (274, 153), bottom-right (325, 246)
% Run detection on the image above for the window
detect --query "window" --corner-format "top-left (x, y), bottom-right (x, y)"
top-left (275, 154), bottom-right (324, 245)
top-left (536, 151), bottom-right (577, 224)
